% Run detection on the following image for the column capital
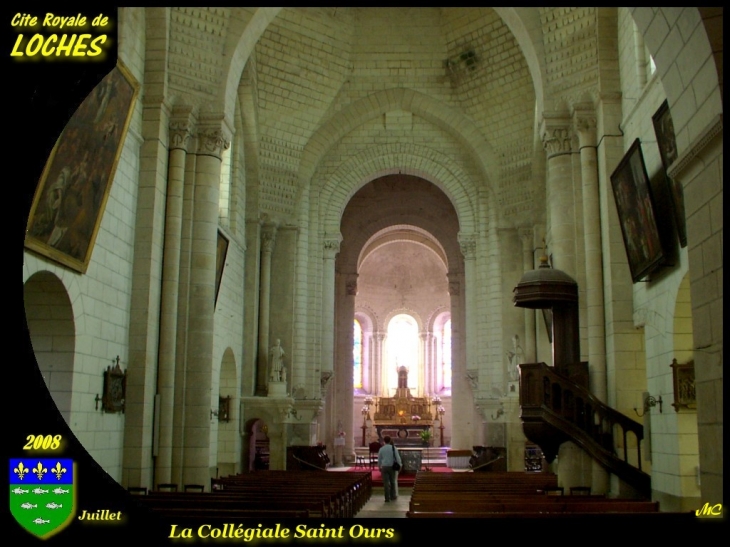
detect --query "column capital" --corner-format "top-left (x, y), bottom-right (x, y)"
top-left (169, 105), bottom-right (195, 152)
top-left (323, 233), bottom-right (343, 259)
top-left (457, 232), bottom-right (477, 260)
top-left (197, 114), bottom-right (232, 159)
top-left (540, 113), bottom-right (573, 157)
top-left (573, 103), bottom-right (597, 147)
top-left (261, 224), bottom-right (278, 254)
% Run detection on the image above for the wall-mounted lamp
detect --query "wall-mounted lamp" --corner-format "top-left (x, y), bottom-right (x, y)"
top-left (634, 394), bottom-right (663, 417)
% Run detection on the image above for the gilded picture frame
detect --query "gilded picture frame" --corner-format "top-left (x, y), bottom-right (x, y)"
top-left (24, 61), bottom-right (140, 273)
top-left (610, 139), bottom-right (665, 283)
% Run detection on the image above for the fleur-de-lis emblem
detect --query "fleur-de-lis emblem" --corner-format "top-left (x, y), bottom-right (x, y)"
top-left (14, 462), bottom-right (29, 480)
top-left (51, 462), bottom-right (67, 480)
top-left (33, 462), bottom-right (48, 480)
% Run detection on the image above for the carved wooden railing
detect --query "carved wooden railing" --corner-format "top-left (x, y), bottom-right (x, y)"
top-left (519, 363), bottom-right (650, 496)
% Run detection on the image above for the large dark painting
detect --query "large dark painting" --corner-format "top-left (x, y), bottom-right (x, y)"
top-left (610, 139), bottom-right (665, 283)
top-left (25, 61), bottom-right (140, 273)
top-left (652, 100), bottom-right (687, 247)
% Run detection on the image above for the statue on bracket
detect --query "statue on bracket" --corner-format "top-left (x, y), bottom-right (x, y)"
top-left (506, 334), bottom-right (524, 382)
top-left (269, 338), bottom-right (285, 383)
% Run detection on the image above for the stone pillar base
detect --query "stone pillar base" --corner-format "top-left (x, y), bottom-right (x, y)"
top-left (267, 382), bottom-right (287, 397)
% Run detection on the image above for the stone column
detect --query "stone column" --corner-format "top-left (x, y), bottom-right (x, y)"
top-left (418, 332), bottom-right (433, 397)
top-left (257, 223), bottom-right (277, 395)
top-left (518, 227), bottom-right (536, 363)
top-left (336, 272), bottom-right (358, 463)
top-left (321, 234), bottom-right (341, 451)
top-left (574, 105), bottom-right (607, 402)
top-left (541, 113), bottom-right (576, 277)
top-left (155, 107), bottom-right (193, 485)
top-left (448, 265), bottom-right (469, 449)
top-left (182, 118), bottom-right (231, 488)
top-left (575, 105), bottom-right (609, 495)
top-left (374, 333), bottom-right (385, 396)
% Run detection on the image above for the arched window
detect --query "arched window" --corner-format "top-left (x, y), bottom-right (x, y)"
top-left (386, 314), bottom-right (419, 394)
top-left (353, 319), bottom-right (363, 389)
top-left (442, 318), bottom-right (452, 390)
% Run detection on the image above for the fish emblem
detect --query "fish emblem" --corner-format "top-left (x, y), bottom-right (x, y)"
top-left (52, 488), bottom-right (70, 495)
top-left (46, 502), bottom-right (63, 509)
top-left (12, 488), bottom-right (29, 495)
top-left (33, 518), bottom-right (51, 525)
top-left (20, 503), bottom-right (38, 510)
top-left (32, 488), bottom-right (49, 495)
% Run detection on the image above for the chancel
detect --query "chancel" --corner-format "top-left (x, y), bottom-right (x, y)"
top-left (20, 7), bottom-right (722, 519)
top-left (373, 366), bottom-right (433, 446)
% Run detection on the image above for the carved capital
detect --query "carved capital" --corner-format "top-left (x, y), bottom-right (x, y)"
top-left (196, 128), bottom-right (231, 159)
top-left (458, 232), bottom-right (477, 259)
top-left (541, 113), bottom-right (573, 157)
top-left (542, 127), bottom-right (572, 156)
top-left (261, 224), bottom-right (277, 254)
top-left (323, 234), bottom-right (343, 259)
top-left (170, 121), bottom-right (194, 151)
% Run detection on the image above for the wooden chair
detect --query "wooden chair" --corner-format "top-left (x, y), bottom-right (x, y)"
top-left (184, 484), bottom-right (205, 493)
top-left (570, 486), bottom-right (591, 495)
top-left (541, 486), bottom-right (564, 496)
top-left (368, 441), bottom-right (382, 469)
top-left (127, 486), bottom-right (148, 495)
top-left (156, 483), bottom-right (178, 492)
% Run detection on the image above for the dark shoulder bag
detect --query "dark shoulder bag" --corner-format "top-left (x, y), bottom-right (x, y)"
top-left (391, 445), bottom-right (401, 471)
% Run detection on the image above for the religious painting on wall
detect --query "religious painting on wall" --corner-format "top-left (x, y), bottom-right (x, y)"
top-left (652, 99), bottom-right (687, 247)
top-left (25, 61), bottom-right (140, 273)
top-left (610, 139), bottom-right (665, 283)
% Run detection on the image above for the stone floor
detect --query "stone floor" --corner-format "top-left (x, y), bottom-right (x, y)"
top-left (354, 486), bottom-right (411, 518)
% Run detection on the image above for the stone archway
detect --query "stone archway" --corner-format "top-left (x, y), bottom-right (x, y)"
top-left (24, 271), bottom-right (76, 423)
top-left (333, 174), bottom-right (464, 462)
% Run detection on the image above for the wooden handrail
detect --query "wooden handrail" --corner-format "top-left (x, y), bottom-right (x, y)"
top-left (520, 362), bottom-right (650, 496)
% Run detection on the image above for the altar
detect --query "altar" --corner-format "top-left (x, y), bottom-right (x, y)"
top-left (376, 424), bottom-right (430, 447)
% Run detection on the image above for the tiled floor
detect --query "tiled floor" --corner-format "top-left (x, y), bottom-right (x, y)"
top-left (354, 487), bottom-right (411, 518)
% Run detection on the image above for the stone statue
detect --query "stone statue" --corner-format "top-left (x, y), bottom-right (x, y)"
top-left (269, 338), bottom-right (285, 382)
top-left (506, 334), bottom-right (524, 382)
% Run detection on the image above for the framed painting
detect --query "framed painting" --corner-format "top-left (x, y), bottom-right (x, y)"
top-left (215, 229), bottom-right (229, 304)
top-left (652, 100), bottom-right (687, 247)
top-left (610, 139), bottom-right (665, 283)
top-left (24, 61), bottom-right (140, 273)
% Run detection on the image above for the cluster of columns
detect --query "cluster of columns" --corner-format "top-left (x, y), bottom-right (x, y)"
top-left (539, 105), bottom-right (608, 492)
top-left (127, 104), bottom-right (232, 490)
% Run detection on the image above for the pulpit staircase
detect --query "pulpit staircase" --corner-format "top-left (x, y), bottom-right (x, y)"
top-left (520, 362), bottom-right (650, 498)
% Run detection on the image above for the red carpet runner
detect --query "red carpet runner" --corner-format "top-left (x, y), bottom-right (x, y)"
top-left (350, 464), bottom-right (453, 487)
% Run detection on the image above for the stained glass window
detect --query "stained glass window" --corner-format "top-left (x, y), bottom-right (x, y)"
top-left (353, 319), bottom-right (363, 388)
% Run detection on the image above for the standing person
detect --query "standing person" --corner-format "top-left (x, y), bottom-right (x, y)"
top-left (377, 435), bottom-right (402, 502)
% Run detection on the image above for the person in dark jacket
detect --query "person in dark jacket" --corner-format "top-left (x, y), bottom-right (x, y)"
top-left (377, 435), bottom-right (402, 502)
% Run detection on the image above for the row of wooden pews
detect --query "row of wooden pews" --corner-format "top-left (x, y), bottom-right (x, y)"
top-left (131, 470), bottom-right (372, 522)
top-left (407, 472), bottom-right (691, 519)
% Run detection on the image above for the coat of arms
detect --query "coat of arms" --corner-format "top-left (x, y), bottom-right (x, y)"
top-left (10, 458), bottom-right (76, 539)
